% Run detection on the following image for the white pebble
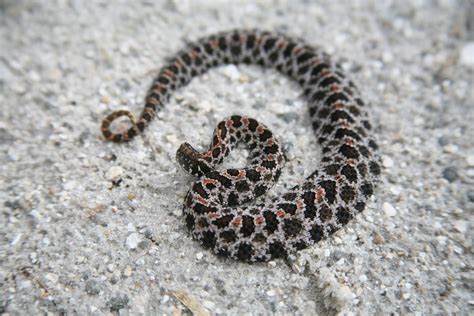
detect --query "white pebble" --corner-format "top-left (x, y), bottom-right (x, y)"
top-left (453, 221), bottom-right (467, 233)
top-left (359, 275), bottom-right (368, 282)
top-left (106, 166), bottom-right (123, 182)
top-left (127, 223), bottom-right (136, 232)
top-left (383, 202), bottom-right (397, 217)
top-left (126, 233), bottom-right (140, 249)
top-left (436, 236), bottom-right (448, 246)
top-left (459, 42), bottom-right (474, 67)
top-left (390, 185), bottom-right (403, 196)
top-left (266, 289), bottom-right (276, 297)
top-left (466, 155), bottom-right (474, 166)
top-left (10, 234), bottom-right (22, 246)
top-left (165, 134), bottom-right (178, 144)
top-left (196, 252), bottom-right (204, 260)
top-left (382, 155), bottom-right (394, 168)
top-left (202, 300), bottom-right (216, 310)
top-left (339, 285), bottom-right (353, 299)
top-left (443, 144), bottom-right (458, 153)
top-left (29, 252), bottom-right (37, 264)
top-left (46, 273), bottom-right (59, 284)
top-left (161, 295), bottom-right (170, 304)
top-left (107, 264), bottom-right (114, 273)
top-left (221, 64), bottom-right (240, 81)
top-left (123, 265), bottom-right (132, 277)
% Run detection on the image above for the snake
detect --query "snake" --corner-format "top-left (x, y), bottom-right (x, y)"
top-left (101, 30), bottom-right (380, 262)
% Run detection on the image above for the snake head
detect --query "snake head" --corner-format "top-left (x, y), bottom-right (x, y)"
top-left (176, 142), bottom-right (213, 177)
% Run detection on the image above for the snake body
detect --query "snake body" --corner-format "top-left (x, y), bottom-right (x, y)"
top-left (101, 30), bottom-right (380, 262)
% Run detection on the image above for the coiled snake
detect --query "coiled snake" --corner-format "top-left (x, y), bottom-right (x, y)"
top-left (101, 30), bottom-right (380, 262)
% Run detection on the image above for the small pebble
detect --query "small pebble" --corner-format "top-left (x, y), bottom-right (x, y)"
top-left (127, 223), bottom-right (136, 232)
top-left (436, 236), bottom-right (448, 246)
top-left (10, 234), bottom-right (22, 246)
top-left (221, 64), bottom-right (240, 81)
top-left (126, 233), bottom-right (140, 250)
top-left (165, 134), bottom-right (178, 144)
top-left (196, 252), bottom-right (204, 260)
top-left (373, 233), bottom-right (385, 245)
top-left (459, 42), bottom-right (474, 66)
top-left (383, 202), bottom-right (397, 217)
top-left (123, 266), bottom-right (132, 277)
top-left (109, 294), bottom-right (129, 312)
top-left (107, 264), bottom-right (115, 273)
top-left (85, 279), bottom-right (100, 295)
top-left (442, 167), bottom-right (458, 182)
top-left (266, 289), bottom-right (276, 297)
top-left (453, 221), bottom-right (468, 234)
top-left (106, 166), bottom-right (124, 182)
top-left (100, 95), bottom-right (111, 105)
top-left (443, 144), bottom-right (458, 153)
top-left (339, 285), bottom-right (353, 299)
top-left (382, 155), bottom-right (394, 168)
top-left (46, 273), bottom-right (59, 284)
top-left (466, 155), bottom-right (474, 166)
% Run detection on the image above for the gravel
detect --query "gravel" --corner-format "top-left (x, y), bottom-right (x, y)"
top-left (1, 0), bottom-right (472, 315)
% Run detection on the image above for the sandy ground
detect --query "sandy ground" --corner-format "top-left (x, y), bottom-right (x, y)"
top-left (1, 0), bottom-right (473, 315)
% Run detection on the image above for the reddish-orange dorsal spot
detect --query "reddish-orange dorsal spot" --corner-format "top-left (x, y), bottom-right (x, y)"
top-left (316, 188), bottom-right (325, 203)
top-left (202, 178), bottom-right (217, 185)
top-left (346, 159), bottom-right (355, 166)
top-left (330, 84), bottom-right (340, 92)
top-left (256, 126), bottom-right (264, 134)
top-left (190, 50), bottom-right (200, 60)
top-left (276, 210), bottom-right (285, 218)
top-left (277, 41), bottom-right (288, 49)
top-left (148, 96), bottom-right (159, 105)
top-left (231, 217), bottom-right (241, 226)
top-left (255, 217), bottom-right (265, 225)
top-left (163, 69), bottom-right (175, 78)
top-left (241, 117), bottom-right (249, 126)
top-left (197, 196), bottom-right (208, 205)
top-left (255, 166), bottom-right (266, 173)
top-left (334, 102), bottom-right (344, 110)
top-left (344, 138), bottom-right (354, 146)
top-left (239, 35), bottom-right (246, 44)
top-left (340, 122), bottom-right (350, 129)
top-left (312, 58), bottom-right (321, 65)
top-left (210, 39), bottom-right (219, 49)
top-left (266, 138), bottom-right (274, 145)
top-left (293, 47), bottom-right (303, 55)
top-left (320, 70), bottom-right (331, 77)
top-left (208, 212), bottom-right (219, 219)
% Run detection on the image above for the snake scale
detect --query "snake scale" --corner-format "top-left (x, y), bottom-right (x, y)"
top-left (101, 30), bottom-right (380, 262)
